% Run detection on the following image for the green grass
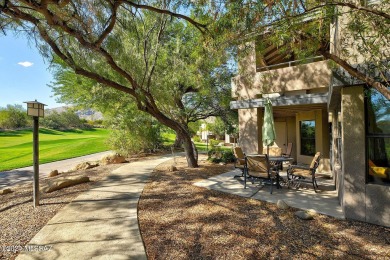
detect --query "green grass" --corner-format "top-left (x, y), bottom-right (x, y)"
top-left (0, 128), bottom-right (110, 171)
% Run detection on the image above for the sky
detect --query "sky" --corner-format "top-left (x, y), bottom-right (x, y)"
top-left (0, 33), bottom-right (65, 109)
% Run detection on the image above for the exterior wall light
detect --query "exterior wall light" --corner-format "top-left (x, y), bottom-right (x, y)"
top-left (328, 112), bottom-right (333, 123)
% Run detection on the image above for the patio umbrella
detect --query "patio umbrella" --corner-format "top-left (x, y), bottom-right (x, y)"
top-left (262, 98), bottom-right (276, 156)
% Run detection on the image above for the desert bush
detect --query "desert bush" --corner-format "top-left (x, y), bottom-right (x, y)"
top-left (105, 112), bottom-right (162, 156)
top-left (209, 139), bottom-right (220, 147)
top-left (208, 148), bottom-right (235, 163)
top-left (0, 105), bottom-right (29, 129)
top-left (41, 110), bottom-right (86, 129)
top-left (192, 135), bottom-right (201, 142)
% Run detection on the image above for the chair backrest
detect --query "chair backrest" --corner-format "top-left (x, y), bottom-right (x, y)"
top-left (285, 143), bottom-right (293, 157)
top-left (234, 147), bottom-right (245, 160)
top-left (309, 152), bottom-right (322, 169)
top-left (246, 155), bottom-right (269, 173)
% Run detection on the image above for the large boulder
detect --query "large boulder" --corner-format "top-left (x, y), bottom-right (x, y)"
top-left (42, 176), bottom-right (90, 193)
top-left (100, 153), bottom-right (126, 165)
top-left (0, 188), bottom-right (12, 195)
top-left (295, 210), bottom-right (316, 220)
top-left (167, 165), bottom-right (177, 172)
top-left (74, 161), bottom-right (99, 171)
top-left (277, 199), bottom-right (289, 210)
top-left (49, 170), bottom-right (59, 177)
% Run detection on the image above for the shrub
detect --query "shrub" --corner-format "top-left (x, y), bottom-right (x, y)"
top-left (0, 105), bottom-right (29, 129)
top-left (208, 148), bottom-right (235, 163)
top-left (41, 110), bottom-right (86, 129)
top-left (221, 150), bottom-right (235, 163)
top-left (105, 112), bottom-right (162, 156)
top-left (209, 139), bottom-right (220, 147)
top-left (192, 135), bottom-right (201, 142)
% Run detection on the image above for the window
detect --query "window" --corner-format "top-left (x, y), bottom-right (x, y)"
top-left (300, 120), bottom-right (316, 156)
top-left (366, 88), bottom-right (390, 185)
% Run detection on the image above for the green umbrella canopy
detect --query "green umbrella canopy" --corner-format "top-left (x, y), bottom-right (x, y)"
top-left (262, 98), bottom-right (276, 147)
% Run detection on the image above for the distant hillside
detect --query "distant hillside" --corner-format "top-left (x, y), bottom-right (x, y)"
top-left (46, 106), bottom-right (103, 121)
top-left (76, 109), bottom-right (103, 121)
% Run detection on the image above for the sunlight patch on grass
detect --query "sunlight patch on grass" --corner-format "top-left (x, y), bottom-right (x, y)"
top-left (0, 128), bottom-right (110, 171)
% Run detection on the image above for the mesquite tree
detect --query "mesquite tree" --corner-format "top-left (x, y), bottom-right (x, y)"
top-left (0, 0), bottom-right (233, 167)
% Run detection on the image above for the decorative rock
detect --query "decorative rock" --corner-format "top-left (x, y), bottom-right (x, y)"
top-left (100, 153), bottom-right (126, 165)
top-left (74, 161), bottom-right (98, 170)
top-left (277, 199), bottom-right (289, 210)
top-left (0, 188), bottom-right (12, 195)
top-left (42, 176), bottom-right (90, 193)
top-left (295, 210), bottom-right (316, 220)
top-left (167, 165), bottom-right (177, 172)
top-left (49, 170), bottom-right (59, 177)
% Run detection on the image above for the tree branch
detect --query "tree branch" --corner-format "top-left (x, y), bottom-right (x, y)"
top-left (306, 2), bottom-right (390, 21)
top-left (95, 2), bottom-right (119, 47)
top-left (321, 50), bottom-right (390, 100)
top-left (121, 0), bottom-right (209, 33)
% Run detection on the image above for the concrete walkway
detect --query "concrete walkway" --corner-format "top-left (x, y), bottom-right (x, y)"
top-left (194, 169), bottom-right (344, 219)
top-left (0, 151), bottom-right (113, 188)
top-left (16, 155), bottom-right (173, 260)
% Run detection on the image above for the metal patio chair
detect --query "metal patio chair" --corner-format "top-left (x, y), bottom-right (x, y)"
top-left (244, 154), bottom-right (279, 194)
top-left (233, 146), bottom-right (246, 178)
top-left (287, 152), bottom-right (322, 192)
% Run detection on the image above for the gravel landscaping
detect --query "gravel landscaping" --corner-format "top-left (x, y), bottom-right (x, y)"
top-left (139, 155), bottom-right (390, 259)
top-left (2, 153), bottom-right (389, 260)
top-left (0, 163), bottom-right (121, 260)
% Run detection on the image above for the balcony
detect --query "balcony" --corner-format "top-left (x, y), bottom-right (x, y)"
top-left (232, 59), bottom-right (332, 100)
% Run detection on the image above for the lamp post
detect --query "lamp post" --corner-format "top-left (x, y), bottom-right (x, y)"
top-left (24, 100), bottom-right (46, 208)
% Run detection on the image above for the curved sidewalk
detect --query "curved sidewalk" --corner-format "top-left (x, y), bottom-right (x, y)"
top-left (16, 155), bottom-right (173, 260)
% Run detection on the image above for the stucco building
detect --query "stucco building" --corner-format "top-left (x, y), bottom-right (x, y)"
top-left (231, 5), bottom-right (389, 227)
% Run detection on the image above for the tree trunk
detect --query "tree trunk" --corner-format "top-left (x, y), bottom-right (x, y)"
top-left (173, 134), bottom-right (183, 148)
top-left (180, 132), bottom-right (199, 168)
top-left (145, 109), bottom-right (198, 167)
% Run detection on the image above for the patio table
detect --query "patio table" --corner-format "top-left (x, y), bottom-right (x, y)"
top-left (247, 155), bottom-right (294, 188)
top-left (270, 156), bottom-right (294, 187)
top-left (269, 156), bottom-right (294, 184)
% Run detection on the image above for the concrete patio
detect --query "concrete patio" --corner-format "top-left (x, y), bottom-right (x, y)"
top-left (194, 169), bottom-right (344, 219)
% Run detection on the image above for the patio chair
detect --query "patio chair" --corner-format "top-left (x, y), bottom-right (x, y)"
top-left (280, 142), bottom-right (293, 170)
top-left (282, 143), bottom-right (293, 157)
top-left (287, 152), bottom-right (322, 192)
top-left (233, 146), bottom-right (246, 178)
top-left (244, 154), bottom-right (279, 194)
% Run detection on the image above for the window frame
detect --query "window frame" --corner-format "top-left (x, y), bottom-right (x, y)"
top-left (365, 88), bottom-right (390, 185)
top-left (300, 120), bottom-right (316, 156)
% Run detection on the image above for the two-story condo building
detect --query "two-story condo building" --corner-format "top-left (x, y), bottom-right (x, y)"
top-left (231, 6), bottom-right (389, 227)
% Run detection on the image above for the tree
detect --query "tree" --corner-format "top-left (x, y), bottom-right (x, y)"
top-left (0, 1), bottom-right (233, 167)
top-left (208, 117), bottom-right (226, 140)
top-left (41, 109), bottom-right (85, 129)
top-left (104, 103), bottom-right (163, 156)
top-left (0, 104), bottom-right (29, 129)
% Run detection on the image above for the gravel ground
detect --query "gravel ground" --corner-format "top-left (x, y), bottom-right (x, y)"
top-left (139, 155), bottom-right (390, 260)
top-left (0, 163), bottom-right (122, 260)
top-left (2, 153), bottom-right (389, 260)
top-left (0, 151), bottom-right (172, 260)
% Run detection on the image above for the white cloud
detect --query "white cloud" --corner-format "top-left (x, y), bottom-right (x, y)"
top-left (18, 61), bottom-right (34, 67)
